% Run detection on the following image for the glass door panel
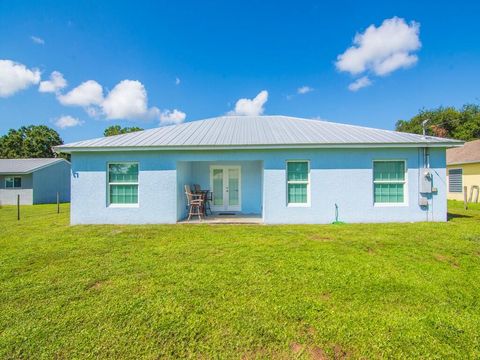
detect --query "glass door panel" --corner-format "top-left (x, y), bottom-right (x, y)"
top-left (228, 168), bottom-right (240, 206)
top-left (212, 168), bottom-right (224, 206)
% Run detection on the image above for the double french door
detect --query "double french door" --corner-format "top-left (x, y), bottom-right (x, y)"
top-left (210, 166), bottom-right (241, 212)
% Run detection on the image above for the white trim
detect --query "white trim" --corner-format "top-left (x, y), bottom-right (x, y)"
top-left (373, 202), bottom-right (409, 208)
top-left (106, 161), bottom-right (139, 207)
top-left (5, 176), bottom-right (22, 189)
top-left (372, 159), bottom-right (408, 206)
top-left (107, 204), bottom-right (140, 208)
top-left (209, 165), bottom-right (242, 212)
top-left (286, 160), bottom-right (311, 207)
top-left (55, 142), bottom-right (463, 154)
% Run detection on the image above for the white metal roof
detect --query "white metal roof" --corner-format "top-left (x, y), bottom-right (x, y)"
top-left (56, 115), bottom-right (463, 153)
top-left (0, 158), bottom-right (67, 174)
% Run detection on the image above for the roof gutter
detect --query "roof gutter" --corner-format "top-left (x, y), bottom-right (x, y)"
top-left (54, 141), bottom-right (464, 154)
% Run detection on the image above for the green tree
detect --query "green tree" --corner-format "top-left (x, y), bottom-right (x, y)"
top-left (104, 125), bottom-right (143, 137)
top-left (395, 104), bottom-right (480, 141)
top-left (0, 125), bottom-right (64, 158)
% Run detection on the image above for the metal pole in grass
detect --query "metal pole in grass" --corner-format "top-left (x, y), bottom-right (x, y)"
top-left (57, 192), bottom-right (60, 214)
top-left (464, 186), bottom-right (468, 210)
top-left (17, 194), bottom-right (20, 220)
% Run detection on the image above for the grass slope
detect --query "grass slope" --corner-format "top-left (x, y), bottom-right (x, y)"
top-left (0, 201), bottom-right (479, 359)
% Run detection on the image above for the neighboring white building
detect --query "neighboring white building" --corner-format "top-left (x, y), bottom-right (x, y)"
top-left (0, 158), bottom-right (71, 205)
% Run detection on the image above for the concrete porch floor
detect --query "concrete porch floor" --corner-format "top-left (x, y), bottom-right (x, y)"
top-left (178, 213), bottom-right (263, 224)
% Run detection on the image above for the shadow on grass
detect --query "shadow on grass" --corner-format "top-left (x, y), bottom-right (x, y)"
top-left (447, 212), bottom-right (472, 220)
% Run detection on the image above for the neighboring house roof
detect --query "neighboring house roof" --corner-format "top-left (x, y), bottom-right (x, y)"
top-left (56, 115), bottom-right (463, 153)
top-left (447, 139), bottom-right (480, 165)
top-left (0, 158), bottom-right (68, 174)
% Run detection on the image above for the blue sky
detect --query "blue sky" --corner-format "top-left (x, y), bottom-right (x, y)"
top-left (1, 0), bottom-right (480, 143)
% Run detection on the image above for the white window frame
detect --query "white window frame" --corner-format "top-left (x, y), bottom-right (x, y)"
top-left (5, 176), bottom-right (22, 189)
top-left (286, 160), bottom-right (311, 207)
top-left (448, 168), bottom-right (463, 193)
top-left (107, 162), bottom-right (139, 208)
top-left (373, 159), bottom-right (408, 207)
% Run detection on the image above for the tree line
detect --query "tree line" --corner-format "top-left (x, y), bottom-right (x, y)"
top-left (395, 104), bottom-right (480, 141)
top-left (0, 125), bottom-right (143, 159)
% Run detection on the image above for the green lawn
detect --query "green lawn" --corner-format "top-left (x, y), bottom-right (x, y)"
top-left (1, 202), bottom-right (479, 359)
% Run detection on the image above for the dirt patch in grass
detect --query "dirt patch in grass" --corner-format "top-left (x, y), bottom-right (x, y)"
top-left (434, 254), bottom-right (460, 268)
top-left (309, 234), bottom-right (333, 242)
top-left (307, 326), bottom-right (316, 336)
top-left (320, 293), bottom-right (331, 301)
top-left (242, 347), bottom-right (288, 359)
top-left (291, 342), bottom-right (304, 353)
top-left (310, 346), bottom-right (328, 360)
top-left (86, 279), bottom-right (109, 291)
top-left (434, 254), bottom-right (448, 262)
top-left (109, 229), bottom-right (124, 235)
top-left (291, 343), bottom-right (328, 359)
top-left (333, 344), bottom-right (349, 359)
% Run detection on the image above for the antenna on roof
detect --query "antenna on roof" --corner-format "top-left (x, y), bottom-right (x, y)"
top-left (421, 119), bottom-right (430, 139)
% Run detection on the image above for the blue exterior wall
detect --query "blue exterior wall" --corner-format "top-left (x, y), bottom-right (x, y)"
top-left (32, 160), bottom-right (71, 204)
top-left (262, 147), bottom-right (446, 224)
top-left (70, 147), bottom-right (447, 224)
top-left (71, 152), bottom-right (177, 224)
top-left (176, 161), bottom-right (192, 220)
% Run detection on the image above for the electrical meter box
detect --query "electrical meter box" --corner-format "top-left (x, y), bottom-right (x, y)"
top-left (420, 168), bottom-right (432, 193)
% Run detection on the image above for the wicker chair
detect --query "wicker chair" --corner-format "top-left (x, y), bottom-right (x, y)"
top-left (193, 184), bottom-right (212, 215)
top-left (204, 190), bottom-right (213, 215)
top-left (184, 185), bottom-right (204, 220)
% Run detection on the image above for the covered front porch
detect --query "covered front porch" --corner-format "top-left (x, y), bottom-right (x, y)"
top-left (176, 160), bottom-right (264, 222)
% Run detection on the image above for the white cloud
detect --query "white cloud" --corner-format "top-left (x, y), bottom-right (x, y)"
top-left (228, 90), bottom-right (268, 116)
top-left (102, 80), bottom-right (156, 120)
top-left (39, 71), bottom-right (67, 93)
top-left (30, 36), bottom-right (45, 45)
top-left (297, 86), bottom-right (314, 94)
top-left (336, 17), bottom-right (421, 76)
top-left (175, 77), bottom-right (181, 85)
top-left (0, 60), bottom-right (41, 97)
top-left (57, 80), bottom-right (104, 107)
top-left (54, 115), bottom-right (84, 129)
top-left (348, 76), bottom-right (372, 91)
top-left (159, 109), bottom-right (186, 125)
top-left (55, 78), bottom-right (187, 124)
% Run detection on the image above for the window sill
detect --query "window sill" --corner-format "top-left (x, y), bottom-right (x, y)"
top-left (374, 203), bottom-right (408, 208)
top-left (108, 204), bottom-right (139, 209)
top-left (287, 203), bottom-right (311, 208)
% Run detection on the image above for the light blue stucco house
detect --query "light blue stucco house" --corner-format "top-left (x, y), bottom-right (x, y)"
top-left (0, 158), bottom-right (71, 205)
top-left (55, 116), bottom-right (462, 224)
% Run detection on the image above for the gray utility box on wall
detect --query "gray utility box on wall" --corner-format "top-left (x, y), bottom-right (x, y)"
top-left (420, 168), bottom-right (433, 194)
